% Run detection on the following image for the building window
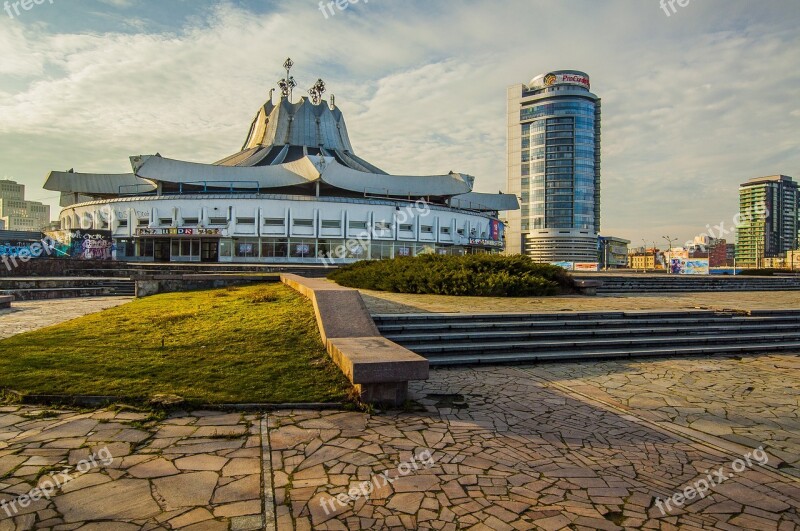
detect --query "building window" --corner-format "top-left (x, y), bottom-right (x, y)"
top-left (209, 217), bottom-right (228, 225)
top-left (263, 218), bottom-right (285, 226)
top-left (236, 217), bottom-right (256, 224)
top-left (440, 227), bottom-right (451, 235)
top-left (261, 238), bottom-right (288, 258)
top-left (374, 222), bottom-right (391, 231)
top-left (349, 220), bottom-right (368, 230)
top-left (421, 225), bottom-right (433, 234)
top-left (138, 218), bottom-right (149, 226)
top-left (399, 224), bottom-right (413, 232)
top-left (293, 219), bottom-right (313, 227)
top-left (321, 220), bottom-right (341, 229)
top-left (159, 218), bottom-right (172, 226)
top-left (183, 218), bottom-right (199, 225)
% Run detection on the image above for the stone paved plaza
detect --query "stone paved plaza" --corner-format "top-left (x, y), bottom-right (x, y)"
top-left (358, 289), bottom-right (800, 315)
top-left (0, 298), bottom-right (132, 340)
top-left (1, 354), bottom-right (798, 530)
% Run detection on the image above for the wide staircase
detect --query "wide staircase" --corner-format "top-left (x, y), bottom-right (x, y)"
top-left (375, 310), bottom-right (800, 366)
top-left (0, 278), bottom-right (136, 300)
top-left (577, 275), bottom-right (800, 294)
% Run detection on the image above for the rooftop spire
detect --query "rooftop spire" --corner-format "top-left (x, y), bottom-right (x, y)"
top-left (308, 78), bottom-right (326, 105)
top-left (278, 57), bottom-right (296, 101)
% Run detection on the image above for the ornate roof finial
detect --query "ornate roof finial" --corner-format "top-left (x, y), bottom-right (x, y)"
top-left (278, 57), bottom-right (297, 101)
top-left (308, 78), bottom-right (326, 105)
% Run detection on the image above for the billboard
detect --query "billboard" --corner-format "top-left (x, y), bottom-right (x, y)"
top-left (536, 72), bottom-right (591, 90)
top-left (670, 258), bottom-right (709, 275)
top-left (574, 262), bottom-right (599, 272)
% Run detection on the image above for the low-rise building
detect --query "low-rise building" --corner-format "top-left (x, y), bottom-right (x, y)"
top-left (0, 179), bottom-right (51, 232)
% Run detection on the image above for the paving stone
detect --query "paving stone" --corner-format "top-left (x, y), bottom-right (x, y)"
top-left (128, 458), bottom-right (180, 478)
top-left (153, 471), bottom-right (218, 509)
top-left (173, 454), bottom-right (229, 471)
top-left (54, 479), bottom-right (161, 522)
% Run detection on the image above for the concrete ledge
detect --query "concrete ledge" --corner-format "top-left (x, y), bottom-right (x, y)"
top-left (281, 274), bottom-right (429, 406)
top-left (328, 337), bottom-right (430, 384)
top-left (0, 295), bottom-right (12, 308)
top-left (281, 274), bottom-right (380, 343)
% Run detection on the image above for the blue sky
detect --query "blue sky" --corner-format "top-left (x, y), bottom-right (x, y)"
top-left (0, 0), bottom-right (799, 246)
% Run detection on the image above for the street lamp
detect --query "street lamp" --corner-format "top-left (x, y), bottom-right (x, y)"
top-left (663, 235), bottom-right (678, 274)
top-left (641, 238), bottom-right (649, 272)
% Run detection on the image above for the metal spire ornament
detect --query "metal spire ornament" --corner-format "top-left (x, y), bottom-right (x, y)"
top-left (278, 58), bottom-right (297, 101)
top-left (308, 79), bottom-right (326, 105)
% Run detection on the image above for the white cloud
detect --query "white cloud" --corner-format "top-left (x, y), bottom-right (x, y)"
top-left (0, 0), bottom-right (798, 246)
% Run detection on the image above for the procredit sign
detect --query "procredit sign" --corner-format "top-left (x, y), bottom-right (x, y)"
top-left (536, 72), bottom-right (591, 90)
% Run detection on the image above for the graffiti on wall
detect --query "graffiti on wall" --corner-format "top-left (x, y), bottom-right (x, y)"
top-left (45, 230), bottom-right (114, 260)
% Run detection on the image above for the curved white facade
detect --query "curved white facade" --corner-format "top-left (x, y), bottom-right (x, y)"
top-left (59, 194), bottom-right (504, 263)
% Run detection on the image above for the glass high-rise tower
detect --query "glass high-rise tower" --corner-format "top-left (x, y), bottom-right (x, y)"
top-left (506, 70), bottom-right (601, 262)
top-left (736, 175), bottom-right (799, 267)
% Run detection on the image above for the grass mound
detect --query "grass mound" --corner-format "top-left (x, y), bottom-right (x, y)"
top-left (0, 283), bottom-right (351, 404)
top-left (328, 254), bottom-right (574, 297)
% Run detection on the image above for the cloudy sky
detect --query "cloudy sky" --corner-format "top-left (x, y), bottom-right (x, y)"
top-left (0, 0), bottom-right (798, 246)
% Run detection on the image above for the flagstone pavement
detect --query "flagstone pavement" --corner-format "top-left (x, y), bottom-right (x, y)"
top-left (1, 354), bottom-right (799, 530)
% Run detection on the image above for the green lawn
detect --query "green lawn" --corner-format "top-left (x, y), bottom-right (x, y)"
top-left (0, 284), bottom-right (352, 404)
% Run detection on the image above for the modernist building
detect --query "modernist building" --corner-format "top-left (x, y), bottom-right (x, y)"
top-left (736, 175), bottom-right (798, 267)
top-left (44, 61), bottom-right (517, 264)
top-left (598, 235), bottom-right (630, 269)
top-left (0, 179), bottom-right (50, 232)
top-left (507, 70), bottom-right (601, 263)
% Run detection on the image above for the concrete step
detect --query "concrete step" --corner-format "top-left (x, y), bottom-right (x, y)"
top-left (426, 341), bottom-right (800, 366)
top-left (374, 310), bottom-right (739, 324)
top-left (385, 322), bottom-right (800, 344)
top-left (403, 331), bottom-right (800, 355)
top-left (0, 279), bottom-right (135, 299)
top-left (376, 315), bottom-right (800, 334)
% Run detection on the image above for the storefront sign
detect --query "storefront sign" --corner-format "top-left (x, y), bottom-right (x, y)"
top-left (135, 228), bottom-right (224, 236)
top-left (468, 238), bottom-right (504, 248)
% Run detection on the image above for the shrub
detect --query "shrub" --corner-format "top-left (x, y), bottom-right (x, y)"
top-left (738, 268), bottom-right (780, 276)
top-left (328, 254), bottom-right (575, 297)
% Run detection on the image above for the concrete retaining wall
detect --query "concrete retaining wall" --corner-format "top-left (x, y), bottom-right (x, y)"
top-left (134, 275), bottom-right (280, 297)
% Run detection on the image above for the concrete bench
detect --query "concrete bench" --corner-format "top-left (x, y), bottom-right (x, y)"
top-left (0, 295), bottom-right (12, 308)
top-left (574, 279), bottom-right (603, 296)
top-left (281, 274), bottom-right (429, 406)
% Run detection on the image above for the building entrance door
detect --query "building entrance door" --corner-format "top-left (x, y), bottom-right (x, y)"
top-left (201, 240), bottom-right (219, 262)
top-left (153, 240), bottom-right (171, 262)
